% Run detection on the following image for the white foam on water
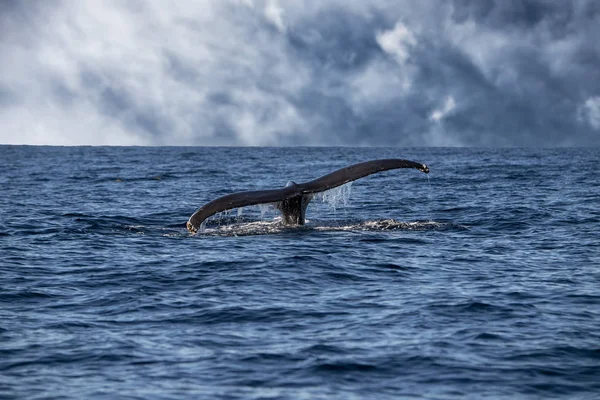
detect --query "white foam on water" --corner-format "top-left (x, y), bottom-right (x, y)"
top-left (312, 219), bottom-right (447, 232)
top-left (194, 218), bottom-right (450, 236)
top-left (199, 220), bottom-right (288, 236)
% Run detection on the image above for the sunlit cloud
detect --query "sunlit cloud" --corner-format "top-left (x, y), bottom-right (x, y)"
top-left (430, 96), bottom-right (456, 122)
top-left (1, 0), bottom-right (599, 146)
top-left (578, 96), bottom-right (600, 130)
top-left (376, 22), bottom-right (416, 65)
top-left (265, 0), bottom-right (286, 32)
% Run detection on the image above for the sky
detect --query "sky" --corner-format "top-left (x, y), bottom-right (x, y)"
top-left (1, 0), bottom-right (599, 146)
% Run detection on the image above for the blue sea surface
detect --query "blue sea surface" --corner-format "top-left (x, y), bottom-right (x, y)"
top-left (1, 146), bottom-right (599, 399)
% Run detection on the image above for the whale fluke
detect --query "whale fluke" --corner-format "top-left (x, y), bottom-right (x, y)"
top-left (186, 159), bottom-right (429, 233)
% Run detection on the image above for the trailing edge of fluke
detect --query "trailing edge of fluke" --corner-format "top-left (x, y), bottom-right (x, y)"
top-left (186, 158), bottom-right (430, 233)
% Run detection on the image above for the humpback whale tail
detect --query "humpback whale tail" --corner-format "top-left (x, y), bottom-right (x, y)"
top-left (186, 159), bottom-right (429, 233)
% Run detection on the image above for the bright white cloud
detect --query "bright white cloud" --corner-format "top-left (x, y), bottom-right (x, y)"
top-left (578, 96), bottom-right (600, 130)
top-left (265, 0), bottom-right (286, 32)
top-left (430, 96), bottom-right (456, 122)
top-left (375, 22), bottom-right (416, 65)
top-left (0, 0), bottom-right (306, 145)
top-left (425, 96), bottom-right (461, 146)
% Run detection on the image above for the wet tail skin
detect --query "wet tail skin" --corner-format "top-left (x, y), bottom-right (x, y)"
top-left (187, 159), bottom-right (429, 233)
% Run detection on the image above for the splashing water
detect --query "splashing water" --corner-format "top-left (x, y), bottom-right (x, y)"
top-left (196, 183), bottom-right (354, 232)
top-left (317, 182), bottom-right (353, 213)
top-left (259, 203), bottom-right (273, 219)
top-left (196, 203), bottom-right (277, 232)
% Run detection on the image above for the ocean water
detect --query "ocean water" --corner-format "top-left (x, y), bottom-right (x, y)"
top-left (1, 146), bottom-right (599, 399)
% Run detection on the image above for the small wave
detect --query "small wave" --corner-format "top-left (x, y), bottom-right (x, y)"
top-left (313, 361), bottom-right (379, 373)
top-left (0, 289), bottom-right (61, 302)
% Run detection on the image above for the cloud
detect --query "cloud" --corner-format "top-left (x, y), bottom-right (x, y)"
top-left (376, 22), bottom-right (416, 65)
top-left (430, 96), bottom-right (457, 122)
top-left (1, 0), bottom-right (599, 146)
top-left (264, 0), bottom-right (286, 32)
top-left (578, 96), bottom-right (600, 130)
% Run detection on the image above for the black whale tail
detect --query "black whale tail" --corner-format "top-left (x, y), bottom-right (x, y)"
top-left (186, 159), bottom-right (429, 233)
top-left (274, 193), bottom-right (313, 225)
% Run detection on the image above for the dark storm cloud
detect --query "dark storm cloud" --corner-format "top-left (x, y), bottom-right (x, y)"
top-left (282, 0), bottom-right (600, 146)
top-left (286, 9), bottom-right (386, 71)
top-left (0, 0), bottom-right (598, 145)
